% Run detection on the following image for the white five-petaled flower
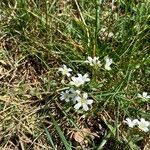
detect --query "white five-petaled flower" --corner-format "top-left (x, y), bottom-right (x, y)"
top-left (137, 118), bottom-right (150, 132)
top-left (104, 56), bottom-right (113, 70)
top-left (70, 73), bottom-right (90, 87)
top-left (79, 73), bottom-right (90, 82)
top-left (124, 118), bottom-right (139, 128)
top-left (60, 90), bottom-right (71, 102)
top-left (74, 93), bottom-right (93, 111)
top-left (84, 56), bottom-right (101, 67)
top-left (58, 65), bottom-right (72, 77)
top-left (137, 92), bottom-right (150, 99)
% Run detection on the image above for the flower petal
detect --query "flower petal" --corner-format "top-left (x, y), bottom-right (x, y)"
top-left (68, 68), bottom-right (72, 72)
top-left (58, 68), bottom-right (63, 72)
top-left (83, 93), bottom-right (88, 99)
top-left (143, 92), bottom-right (147, 97)
top-left (65, 98), bottom-right (70, 102)
top-left (86, 99), bottom-right (93, 105)
top-left (146, 95), bottom-right (150, 99)
top-left (66, 73), bottom-right (71, 77)
top-left (87, 56), bottom-right (93, 62)
top-left (75, 96), bottom-right (81, 102)
top-left (132, 119), bottom-right (139, 125)
top-left (82, 103), bottom-right (89, 111)
top-left (77, 74), bottom-right (82, 78)
top-left (142, 127), bottom-right (149, 132)
top-left (105, 65), bottom-right (111, 70)
top-left (74, 103), bottom-right (82, 110)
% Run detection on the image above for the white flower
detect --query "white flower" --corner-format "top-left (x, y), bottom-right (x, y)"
top-left (137, 92), bottom-right (150, 99)
top-left (78, 73), bottom-right (90, 82)
top-left (84, 56), bottom-right (101, 67)
top-left (84, 56), bottom-right (93, 66)
top-left (69, 88), bottom-right (81, 103)
top-left (74, 93), bottom-right (93, 111)
top-left (58, 65), bottom-right (72, 77)
top-left (104, 56), bottom-right (113, 70)
top-left (60, 90), bottom-right (71, 102)
top-left (70, 73), bottom-right (90, 87)
top-left (70, 76), bottom-right (84, 87)
top-left (123, 118), bottom-right (139, 128)
top-left (137, 118), bottom-right (150, 132)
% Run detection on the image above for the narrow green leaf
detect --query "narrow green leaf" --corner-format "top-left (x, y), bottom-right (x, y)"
top-left (50, 113), bottom-right (72, 150)
top-left (44, 126), bottom-right (56, 150)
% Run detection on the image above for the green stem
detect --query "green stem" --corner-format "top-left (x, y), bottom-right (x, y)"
top-left (97, 131), bottom-right (111, 150)
top-left (115, 97), bottom-right (120, 148)
top-left (94, 0), bottom-right (102, 56)
top-left (74, 0), bottom-right (90, 47)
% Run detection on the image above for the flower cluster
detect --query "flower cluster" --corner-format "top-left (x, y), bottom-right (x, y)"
top-left (58, 57), bottom-right (149, 115)
top-left (57, 56), bottom-right (116, 111)
top-left (84, 56), bottom-right (113, 70)
top-left (58, 64), bottom-right (93, 111)
top-left (124, 118), bottom-right (150, 132)
top-left (60, 88), bottom-right (93, 111)
top-left (84, 56), bottom-right (101, 67)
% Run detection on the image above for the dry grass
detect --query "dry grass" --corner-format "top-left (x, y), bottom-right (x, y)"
top-left (0, 0), bottom-right (150, 149)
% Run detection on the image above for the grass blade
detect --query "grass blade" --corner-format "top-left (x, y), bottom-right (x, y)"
top-left (49, 113), bottom-right (72, 150)
top-left (44, 126), bottom-right (56, 150)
